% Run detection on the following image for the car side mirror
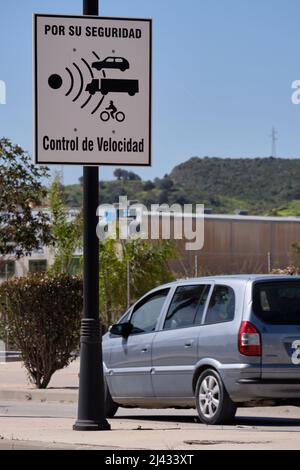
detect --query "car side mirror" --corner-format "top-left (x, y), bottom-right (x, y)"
top-left (110, 322), bottom-right (133, 337)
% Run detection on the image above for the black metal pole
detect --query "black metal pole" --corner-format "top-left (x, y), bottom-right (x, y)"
top-left (73, 0), bottom-right (110, 432)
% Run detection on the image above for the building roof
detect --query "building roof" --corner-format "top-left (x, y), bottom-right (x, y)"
top-left (144, 211), bottom-right (300, 223)
top-left (204, 214), bottom-right (300, 223)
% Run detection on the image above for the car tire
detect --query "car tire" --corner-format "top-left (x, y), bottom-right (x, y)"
top-left (105, 384), bottom-right (119, 418)
top-left (195, 369), bottom-right (237, 425)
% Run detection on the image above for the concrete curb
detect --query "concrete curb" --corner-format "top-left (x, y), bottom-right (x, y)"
top-left (0, 388), bottom-right (78, 403)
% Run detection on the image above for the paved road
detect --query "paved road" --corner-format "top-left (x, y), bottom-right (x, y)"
top-left (1, 400), bottom-right (300, 427)
top-left (1, 400), bottom-right (300, 426)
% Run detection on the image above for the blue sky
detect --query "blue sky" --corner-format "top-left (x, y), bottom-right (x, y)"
top-left (1, 0), bottom-right (300, 185)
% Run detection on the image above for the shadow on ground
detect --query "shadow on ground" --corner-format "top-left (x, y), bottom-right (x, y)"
top-left (114, 412), bottom-right (300, 428)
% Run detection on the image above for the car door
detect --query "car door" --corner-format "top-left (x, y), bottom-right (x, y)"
top-left (106, 288), bottom-right (170, 399)
top-left (251, 280), bottom-right (300, 379)
top-left (199, 284), bottom-right (239, 365)
top-left (151, 284), bottom-right (211, 399)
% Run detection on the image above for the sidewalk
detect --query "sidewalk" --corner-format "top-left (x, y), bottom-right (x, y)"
top-left (1, 403), bottom-right (300, 450)
top-left (1, 361), bottom-right (300, 450)
top-left (0, 359), bottom-right (79, 403)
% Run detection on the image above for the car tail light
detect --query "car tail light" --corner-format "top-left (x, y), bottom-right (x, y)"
top-left (238, 321), bottom-right (261, 356)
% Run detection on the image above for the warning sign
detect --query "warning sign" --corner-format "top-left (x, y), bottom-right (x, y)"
top-left (34, 14), bottom-right (152, 165)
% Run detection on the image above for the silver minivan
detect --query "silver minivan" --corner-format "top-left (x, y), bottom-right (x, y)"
top-left (102, 275), bottom-right (300, 424)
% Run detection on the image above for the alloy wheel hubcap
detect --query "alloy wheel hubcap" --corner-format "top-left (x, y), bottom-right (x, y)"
top-left (199, 375), bottom-right (220, 419)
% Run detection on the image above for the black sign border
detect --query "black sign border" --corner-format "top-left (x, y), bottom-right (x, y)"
top-left (34, 14), bottom-right (152, 167)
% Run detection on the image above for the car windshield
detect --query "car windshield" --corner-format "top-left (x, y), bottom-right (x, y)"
top-left (253, 281), bottom-right (300, 325)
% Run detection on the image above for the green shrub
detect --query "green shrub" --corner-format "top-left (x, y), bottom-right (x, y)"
top-left (0, 273), bottom-right (82, 388)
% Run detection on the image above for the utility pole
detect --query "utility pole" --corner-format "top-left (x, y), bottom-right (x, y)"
top-left (127, 260), bottom-right (131, 308)
top-left (5, 261), bottom-right (9, 351)
top-left (73, 0), bottom-right (110, 432)
top-left (267, 252), bottom-right (272, 274)
top-left (270, 127), bottom-right (278, 157)
top-left (194, 255), bottom-right (198, 277)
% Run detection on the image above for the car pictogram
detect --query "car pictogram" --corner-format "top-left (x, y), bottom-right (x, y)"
top-left (92, 57), bottom-right (130, 72)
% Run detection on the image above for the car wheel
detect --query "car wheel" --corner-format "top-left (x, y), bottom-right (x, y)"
top-left (195, 369), bottom-right (237, 425)
top-left (105, 384), bottom-right (119, 418)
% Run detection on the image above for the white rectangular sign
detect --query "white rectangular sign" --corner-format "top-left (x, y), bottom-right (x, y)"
top-left (34, 14), bottom-right (152, 166)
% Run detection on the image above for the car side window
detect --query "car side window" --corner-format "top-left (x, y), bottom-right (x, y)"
top-left (204, 285), bottom-right (235, 325)
top-left (130, 289), bottom-right (170, 335)
top-left (163, 285), bottom-right (210, 330)
top-left (118, 309), bottom-right (131, 324)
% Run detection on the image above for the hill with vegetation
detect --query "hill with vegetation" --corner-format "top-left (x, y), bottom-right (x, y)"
top-left (63, 157), bottom-right (300, 216)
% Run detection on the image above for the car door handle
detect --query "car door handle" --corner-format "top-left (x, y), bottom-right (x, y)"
top-left (141, 348), bottom-right (148, 353)
top-left (184, 342), bottom-right (193, 348)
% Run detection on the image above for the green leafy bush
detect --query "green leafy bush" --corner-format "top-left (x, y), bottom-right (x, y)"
top-left (0, 318), bottom-right (7, 342)
top-left (0, 273), bottom-right (82, 388)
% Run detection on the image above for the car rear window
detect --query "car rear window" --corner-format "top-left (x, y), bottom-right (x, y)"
top-left (253, 281), bottom-right (300, 325)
